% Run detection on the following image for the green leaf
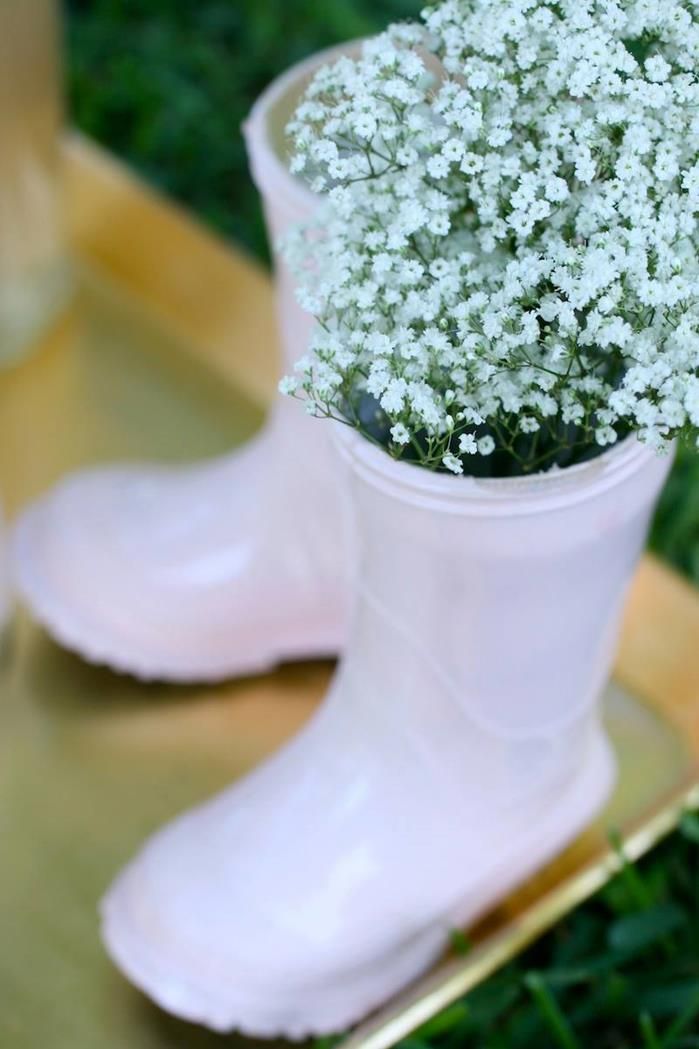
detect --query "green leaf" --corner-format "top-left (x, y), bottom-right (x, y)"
top-left (313, 1037), bottom-right (343, 1049)
top-left (679, 813), bottom-right (699, 846)
top-left (661, 988), bottom-right (699, 1048)
top-left (642, 981), bottom-right (699, 1019)
top-left (414, 1002), bottom-right (469, 1040)
top-left (398, 1039), bottom-right (431, 1049)
top-left (608, 904), bottom-right (686, 954)
top-left (449, 928), bottom-right (473, 956)
top-left (525, 973), bottom-right (580, 1049)
top-left (640, 1011), bottom-right (663, 1049)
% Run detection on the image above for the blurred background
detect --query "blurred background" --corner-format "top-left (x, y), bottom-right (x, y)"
top-left (67, 0), bottom-right (421, 259)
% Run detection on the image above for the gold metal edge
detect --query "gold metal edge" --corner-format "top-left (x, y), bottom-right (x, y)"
top-left (348, 780), bottom-right (699, 1049)
top-left (62, 130), bottom-right (280, 408)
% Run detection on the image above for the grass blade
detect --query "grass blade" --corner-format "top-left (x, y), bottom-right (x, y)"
top-left (661, 988), bottom-right (699, 1048)
top-left (640, 1012), bottom-right (663, 1049)
top-left (524, 973), bottom-right (580, 1049)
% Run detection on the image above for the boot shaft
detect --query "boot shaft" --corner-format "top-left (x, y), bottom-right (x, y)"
top-left (244, 45), bottom-right (355, 373)
top-left (333, 426), bottom-right (672, 802)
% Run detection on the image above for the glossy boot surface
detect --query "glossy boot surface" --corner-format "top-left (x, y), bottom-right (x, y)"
top-left (101, 429), bottom-right (672, 1034)
top-left (12, 46), bottom-right (350, 680)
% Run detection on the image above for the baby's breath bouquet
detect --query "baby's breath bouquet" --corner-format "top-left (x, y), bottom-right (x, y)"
top-left (281, 0), bottom-right (699, 477)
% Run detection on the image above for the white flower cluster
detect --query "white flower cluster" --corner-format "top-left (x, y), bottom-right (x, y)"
top-left (282, 0), bottom-right (699, 475)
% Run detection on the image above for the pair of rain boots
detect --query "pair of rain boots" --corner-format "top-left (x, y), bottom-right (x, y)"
top-left (12, 48), bottom-right (671, 1039)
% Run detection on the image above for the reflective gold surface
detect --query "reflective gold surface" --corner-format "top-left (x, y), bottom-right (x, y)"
top-left (1, 137), bottom-right (698, 1049)
top-left (0, 0), bottom-right (70, 365)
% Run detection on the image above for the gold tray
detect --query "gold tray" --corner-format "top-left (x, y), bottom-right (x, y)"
top-left (1, 134), bottom-right (698, 1049)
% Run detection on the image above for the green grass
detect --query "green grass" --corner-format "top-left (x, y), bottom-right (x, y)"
top-left (66, 0), bottom-right (422, 261)
top-left (405, 823), bottom-right (699, 1049)
top-left (66, 2), bottom-right (699, 1044)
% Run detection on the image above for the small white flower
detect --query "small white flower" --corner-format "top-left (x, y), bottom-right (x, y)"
top-left (544, 176), bottom-right (569, 203)
top-left (645, 55), bottom-right (671, 83)
top-left (442, 452), bottom-right (464, 474)
top-left (390, 423), bottom-right (410, 445)
top-left (596, 425), bottom-right (618, 446)
top-left (458, 433), bottom-right (478, 455)
top-left (427, 154), bottom-right (450, 179)
top-left (380, 377), bottom-right (408, 413)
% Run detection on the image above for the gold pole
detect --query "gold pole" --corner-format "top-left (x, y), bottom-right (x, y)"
top-left (0, 0), bottom-right (72, 365)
